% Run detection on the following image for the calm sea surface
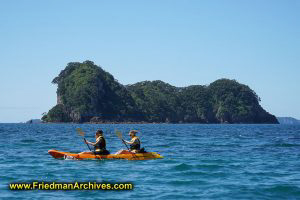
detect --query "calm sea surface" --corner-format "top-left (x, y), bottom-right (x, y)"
top-left (1, 124), bottom-right (300, 199)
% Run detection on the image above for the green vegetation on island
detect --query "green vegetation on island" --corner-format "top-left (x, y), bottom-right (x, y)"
top-left (42, 61), bottom-right (278, 124)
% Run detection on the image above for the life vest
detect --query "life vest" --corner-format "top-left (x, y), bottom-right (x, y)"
top-left (94, 136), bottom-right (106, 151)
top-left (130, 136), bottom-right (141, 150)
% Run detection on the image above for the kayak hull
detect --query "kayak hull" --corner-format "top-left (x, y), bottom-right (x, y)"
top-left (48, 149), bottom-right (163, 160)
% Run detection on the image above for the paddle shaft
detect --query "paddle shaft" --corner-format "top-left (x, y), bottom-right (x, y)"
top-left (83, 138), bottom-right (92, 152)
top-left (116, 130), bottom-right (138, 160)
top-left (122, 138), bottom-right (139, 160)
top-left (84, 138), bottom-right (102, 159)
top-left (121, 139), bottom-right (130, 151)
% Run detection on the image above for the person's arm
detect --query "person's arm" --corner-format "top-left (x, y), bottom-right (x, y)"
top-left (85, 138), bottom-right (100, 146)
top-left (85, 140), bottom-right (94, 146)
top-left (124, 138), bottom-right (136, 145)
top-left (124, 138), bottom-right (132, 144)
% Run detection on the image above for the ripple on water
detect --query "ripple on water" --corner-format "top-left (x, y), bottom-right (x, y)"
top-left (166, 179), bottom-right (207, 186)
top-left (173, 163), bottom-right (193, 171)
top-left (265, 185), bottom-right (300, 195)
top-left (275, 143), bottom-right (300, 147)
top-left (250, 184), bottom-right (300, 199)
top-left (19, 139), bottom-right (37, 143)
top-left (195, 164), bottom-right (224, 170)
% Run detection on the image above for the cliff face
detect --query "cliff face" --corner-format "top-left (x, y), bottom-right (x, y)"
top-left (42, 61), bottom-right (278, 124)
top-left (43, 61), bottom-right (138, 123)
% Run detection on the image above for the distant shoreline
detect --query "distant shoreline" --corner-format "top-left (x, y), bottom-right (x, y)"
top-left (22, 121), bottom-right (284, 125)
top-left (0, 122), bottom-right (294, 125)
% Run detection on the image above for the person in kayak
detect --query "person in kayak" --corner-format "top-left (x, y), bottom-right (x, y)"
top-left (85, 129), bottom-right (110, 155)
top-left (123, 130), bottom-right (145, 153)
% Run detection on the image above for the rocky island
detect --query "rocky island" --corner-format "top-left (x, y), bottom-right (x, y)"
top-left (42, 61), bottom-right (278, 124)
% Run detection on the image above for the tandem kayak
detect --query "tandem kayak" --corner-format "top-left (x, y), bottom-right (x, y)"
top-left (48, 149), bottom-right (163, 160)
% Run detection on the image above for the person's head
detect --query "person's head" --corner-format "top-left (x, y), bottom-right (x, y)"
top-left (95, 129), bottom-right (103, 138)
top-left (129, 130), bottom-right (138, 138)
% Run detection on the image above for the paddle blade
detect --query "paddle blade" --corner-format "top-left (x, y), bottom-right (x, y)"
top-left (115, 129), bottom-right (122, 139)
top-left (76, 128), bottom-right (85, 136)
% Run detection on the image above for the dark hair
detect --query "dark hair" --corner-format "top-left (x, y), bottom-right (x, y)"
top-left (96, 129), bottom-right (103, 135)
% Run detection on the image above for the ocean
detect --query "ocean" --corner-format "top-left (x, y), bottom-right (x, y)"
top-left (1, 123), bottom-right (300, 199)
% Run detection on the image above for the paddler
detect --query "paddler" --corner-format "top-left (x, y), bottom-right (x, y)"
top-left (85, 129), bottom-right (110, 155)
top-left (123, 130), bottom-right (145, 153)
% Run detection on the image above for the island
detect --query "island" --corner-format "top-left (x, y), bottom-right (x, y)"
top-left (42, 61), bottom-right (278, 124)
top-left (26, 119), bottom-right (42, 124)
top-left (277, 117), bottom-right (300, 125)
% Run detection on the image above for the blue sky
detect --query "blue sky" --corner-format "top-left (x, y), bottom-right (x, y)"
top-left (0, 0), bottom-right (299, 122)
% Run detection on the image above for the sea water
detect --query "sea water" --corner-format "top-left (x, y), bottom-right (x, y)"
top-left (0, 123), bottom-right (300, 199)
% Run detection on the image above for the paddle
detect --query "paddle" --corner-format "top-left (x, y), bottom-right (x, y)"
top-left (115, 129), bottom-right (130, 151)
top-left (76, 128), bottom-right (92, 152)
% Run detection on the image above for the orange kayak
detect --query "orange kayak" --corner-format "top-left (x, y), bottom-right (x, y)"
top-left (48, 149), bottom-right (163, 160)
